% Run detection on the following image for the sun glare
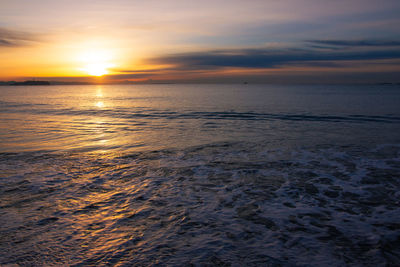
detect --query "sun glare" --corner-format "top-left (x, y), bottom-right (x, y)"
top-left (82, 63), bottom-right (113, 76)
top-left (78, 50), bottom-right (115, 76)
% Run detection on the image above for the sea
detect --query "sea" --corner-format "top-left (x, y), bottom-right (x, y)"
top-left (0, 84), bottom-right (399, 266)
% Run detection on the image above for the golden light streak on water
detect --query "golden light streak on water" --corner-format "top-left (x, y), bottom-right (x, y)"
top-left (95, 101), bottom-right (104, 108)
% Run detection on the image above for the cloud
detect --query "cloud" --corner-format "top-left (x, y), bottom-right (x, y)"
top-left (0, 27), bottom-right (37, 47)
top-left (308, 39), bottom-right (400, 47)
top-left (104, 73), bottom-right (156, 80)
top-left (148, 43), bottom-right (400, 70)
top-left (111, 69), bottom-right (166, 74)
top-left (0, 39), bottom-right (14, 46)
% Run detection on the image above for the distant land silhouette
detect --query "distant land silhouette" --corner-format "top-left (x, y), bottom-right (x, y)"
top-left (0, 80), bottom-right (88, 86)
top-left (0, 80), bottom-right (51, 86)
top-left (0, 80), bottom-right (171, 86)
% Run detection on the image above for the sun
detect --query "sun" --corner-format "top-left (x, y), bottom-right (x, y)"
top-left (78, 50), bottom-right (115, 76)
top-left (82, 63), bottom-right (113, 76)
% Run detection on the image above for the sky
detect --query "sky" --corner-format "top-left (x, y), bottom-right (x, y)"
top-left (1, 0), bottom-right (400, 83)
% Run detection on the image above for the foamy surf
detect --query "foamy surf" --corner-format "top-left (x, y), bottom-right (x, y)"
top-left (0, 142), bottom-right (399, 266)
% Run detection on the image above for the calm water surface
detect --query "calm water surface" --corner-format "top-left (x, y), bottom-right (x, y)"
top-left (0, 84), bottom-right (399, 266)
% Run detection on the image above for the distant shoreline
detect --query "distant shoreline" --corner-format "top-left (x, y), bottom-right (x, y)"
top-left (9, 80), bottom-right (50, 86)
top-left (0, 80), bottom-right (400, 86)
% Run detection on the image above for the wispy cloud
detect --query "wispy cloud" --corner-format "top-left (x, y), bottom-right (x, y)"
top-left (147, 42), bottom-right (400, 70)
top-left (0, 39), bottom-right (14, 46)
top-left (308, 39), bottom-right (400, 47)
top-left (0, 27), bottom-right (37, 47)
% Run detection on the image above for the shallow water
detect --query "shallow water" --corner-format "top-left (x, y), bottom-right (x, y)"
top-left (0, 84), bottom-right (399, 266)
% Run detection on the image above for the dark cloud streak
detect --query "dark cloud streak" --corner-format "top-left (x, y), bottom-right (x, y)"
top-left (0, 39), bottom-right (14, 46)
top-left (0, 27), bottom-right (37, 47)
top-left (308, 39), bottom-right (400, 47)
top-left (148, 45), bottom-right (400, 70)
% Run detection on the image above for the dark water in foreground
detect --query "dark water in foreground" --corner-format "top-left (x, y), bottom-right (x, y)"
top-left (0, 84), bottom-right (399, 266)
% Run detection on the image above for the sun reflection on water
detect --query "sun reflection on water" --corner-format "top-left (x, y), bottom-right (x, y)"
top-left (96, 87), bottom-right (103, 97)
top-left (95, 86), bottom-right (106, 108)
top-left (95, 101), bottom-right (105, 108)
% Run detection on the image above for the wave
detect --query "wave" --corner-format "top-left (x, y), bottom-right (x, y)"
top-left (1, 100), bottom-right (400, 124)
top-left (0, 143), bottom-right (399, 266)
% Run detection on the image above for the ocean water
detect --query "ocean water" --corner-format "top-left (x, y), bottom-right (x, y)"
top-left (0, 84), bottom-right (399, 266)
